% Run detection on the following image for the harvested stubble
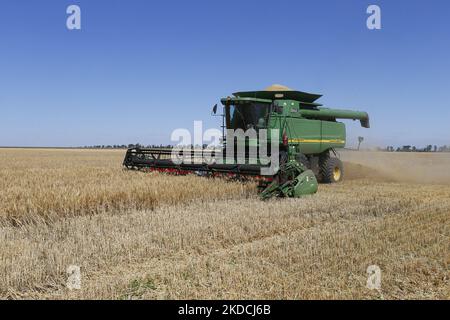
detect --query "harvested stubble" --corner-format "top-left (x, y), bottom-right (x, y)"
top-left (0, 148), bottom-right (449, 299)
top-left (0, 149), bottom-right (253, 226)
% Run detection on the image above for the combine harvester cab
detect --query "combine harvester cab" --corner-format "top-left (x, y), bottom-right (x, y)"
top-left (123, 84), bottom-right (370, 199)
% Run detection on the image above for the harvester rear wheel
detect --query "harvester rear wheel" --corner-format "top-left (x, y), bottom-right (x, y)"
top-left (321, 157), bottom-right (343, 183)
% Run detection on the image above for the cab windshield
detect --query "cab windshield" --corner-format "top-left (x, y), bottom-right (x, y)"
top-left (226, 103), bottom-right (270, 131)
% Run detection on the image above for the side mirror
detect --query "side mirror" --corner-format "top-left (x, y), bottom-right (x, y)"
top-left (212, 104), bottom-right (218, 115)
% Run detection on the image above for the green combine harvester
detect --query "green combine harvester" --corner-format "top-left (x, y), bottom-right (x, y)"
top-left (123, 85), bottom-right (370, 199)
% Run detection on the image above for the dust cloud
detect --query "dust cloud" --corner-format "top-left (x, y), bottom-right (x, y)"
top-left (340, 151), bottom-right (450, 185)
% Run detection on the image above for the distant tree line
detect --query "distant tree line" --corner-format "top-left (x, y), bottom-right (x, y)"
top-left (81, 144), bottom-right (173, 149)
top-left (384, 145), bottom-right (450, 152)
top-left (82, 143), bottom-right (450, 153)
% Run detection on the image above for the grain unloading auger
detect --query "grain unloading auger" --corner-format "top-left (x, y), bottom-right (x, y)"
top-left (123, 85), bottom-right (370, 199)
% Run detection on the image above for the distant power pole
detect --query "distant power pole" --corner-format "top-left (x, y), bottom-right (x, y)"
top-left (357, 136), bottom-right (364, 150)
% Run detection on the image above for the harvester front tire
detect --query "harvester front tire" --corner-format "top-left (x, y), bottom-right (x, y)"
top-left (295, 153), bottom-right (310, 169)
top-left (321, 157), bottom-right (343, 183)
top-left (279, 151), bottom-right (288, 165)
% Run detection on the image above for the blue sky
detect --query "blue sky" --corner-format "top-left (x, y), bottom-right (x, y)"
top-left (0, 0), bottom-right (449, 148)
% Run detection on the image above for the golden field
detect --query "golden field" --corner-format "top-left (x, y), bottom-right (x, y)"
top-left (0, 148), bottom-right (448, 299)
